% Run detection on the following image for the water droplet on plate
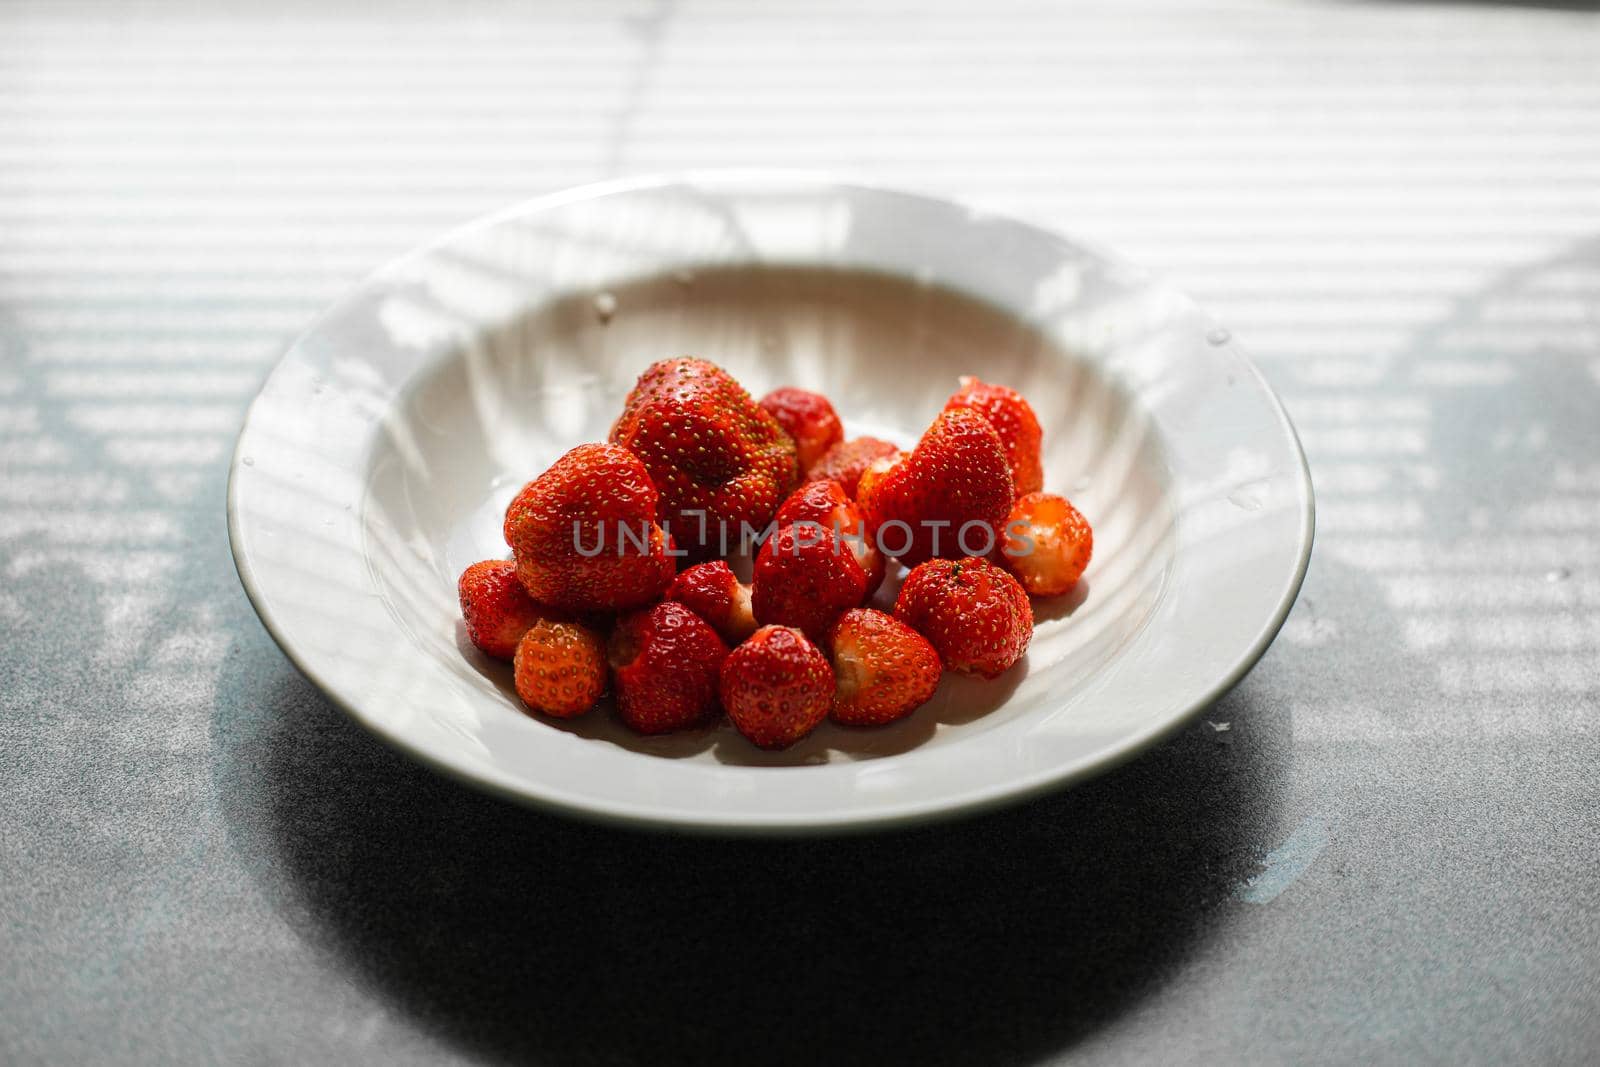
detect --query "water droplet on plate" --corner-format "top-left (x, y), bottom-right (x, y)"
top-left (1207, 327), bottom-right (1231, 346)
top-left (241, 456), bottom-right (255, 466)
top-left (1228, 479), bottom-right (1269, 511)
top-left (1545, 567), bottom-right (1572, 583)
top-left (593, 291), bottom-right (617, 323)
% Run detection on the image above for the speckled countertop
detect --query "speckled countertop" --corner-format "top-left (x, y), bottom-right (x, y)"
top-left (2, 2), bottom-right (1597, 1063)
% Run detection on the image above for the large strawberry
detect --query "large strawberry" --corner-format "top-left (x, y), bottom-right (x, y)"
top-left (857, 408), bottom-right (1013, 567)
top-left (504, 443), bottom-right (675, 612)
top-left (999, 491), bottom-right (1093, 596)
top-left (720, 625), bottom-right (834, 750)
top-left (943, 376), bottom-right (1044, 497)
top-left (774, 479), bottom-right (884, 595)
top-left (829, 608), bottom-right (942, 726)
top-left (457, 559), bottom-right (555, 660)
top-left (751, 523), bottom-right (869, 647)
top-left (894, 556), bottom-right (1032, 678)
top-left (611, 358), bottom-right (798, 557)
top-left (806, 436), bottom-right (900, 499)
top-left (758, 387), bottom-right (843, 474)
top-left (608, 601), bottom-right (729, 734)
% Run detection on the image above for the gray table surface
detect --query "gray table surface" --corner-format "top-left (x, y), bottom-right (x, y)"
top-left (3, 1), bottom-right (1599, 1063)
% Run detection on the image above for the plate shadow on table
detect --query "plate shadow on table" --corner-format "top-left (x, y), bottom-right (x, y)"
top-left (212, 649), bottom-right (1286, 1067)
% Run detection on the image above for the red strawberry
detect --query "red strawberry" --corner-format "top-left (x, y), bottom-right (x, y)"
top-left (719, 625), bottom-right (834, 750)
top-left (829, 608), bottom-right (942, 726)
top-left (857, 409), bottom-right (1013, 567)
top-left (458, 559), bottom-right (554, 660)
top-left (611, 358), bottom-right (798, 557)
top-left (943, 376), bottom-right (1044, 497)
top-left (504, 443), bottom-right (675, 612)
top-left (894, 556), bottom-right (1032, 678)
top-left (751, 523), bottom-right (869, 646)
top-left (774, 479), bottom-right (885, 595)
top-left (999, 492), bottom-right (1093, 597)
top-left (807, 436), bottom-right (900, 499)
top-left (513, 619), bottom-right (607, 718)
top-left (667, 561), bottom-right (757, 645)
top-left (758, 387), bottom-right (844, 474)
top-left (608, 601), bottom-right (729, 734)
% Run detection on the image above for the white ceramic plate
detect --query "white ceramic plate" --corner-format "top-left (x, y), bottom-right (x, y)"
top-left (228, 172), bottom-right (1313, 834)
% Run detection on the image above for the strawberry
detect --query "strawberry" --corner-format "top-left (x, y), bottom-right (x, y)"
top-left (806, 436), bottom-right (900, 499)
top-left (513, 619), bottom-right (607, 718)
top-left (774, 479), bottom-right (885, 595)
top-left (999, 491), bottom-right (1093, 596)
top-left (829, 608), bottom-right (942, 726)
top-left (856, 409), bottom-right (1013, 567)
top-left (458, 559), bottom-right (553, 660)
top-left (719, 625), bottom-right (834, 750)
top-left (504, 443), bottom-right (675, 612)
top-left (608, 601), bottom-right (729, 734)
top-left (943, 376), bottom-right (1044, 497)
top-left (611, 358), bottom-right (798, 557)
top-left (894, 556), bottom-right (1032, 678)
top-left (758, 387), bottom-right (844, 474)
top-left (667, 560), bottom-right (757, 645)
top-left (751, 523), bottom-right (869, 647)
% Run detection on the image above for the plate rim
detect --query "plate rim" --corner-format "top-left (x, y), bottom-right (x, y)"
top-left (227, 169), bottom-right (1315, 835)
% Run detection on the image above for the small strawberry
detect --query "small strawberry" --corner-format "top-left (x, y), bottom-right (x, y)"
top-left (751, 523), bottom-right (869, 646)
top-left (513, 619), bottom-right (607, 718)
top-left (894, 557), bottom-right (1032, 678)
top-left (719, 625), bottom-right (834, 750)
top-left (758, 387), bottom-right (844, 474)
top-left (856, 409), bottom-right (1013, 567)
top-left (611, 358), bottom-right (798, 557)
top-left (667, 560), bottom-right (757, 645)
top-left (608, 601), bottom-right (729, 734)
top-left (504, 443), bottom-right (675, 612)
top-left (458, 559), bottom-right (553, 660)
top-left (829, 608), bottom-right (942, 726)
top-left (999, 492), bottom-right (1093, 597)
top-left (943, 376), bottom-right (1044, 497)
top-left (807, 436), bottom-right (900, 499)
top-left (774, 479), bottom-right (885, 595)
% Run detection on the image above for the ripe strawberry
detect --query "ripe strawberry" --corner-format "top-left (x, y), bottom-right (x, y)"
top-left (751, 523), bottom-right (869, 646)
top-left (504, 443), bottom-right (675, 612)
top-left (829, 608), bottom-right (942, 726)
top-left (943, 376), bottom-right (1044, 497)
top-left (667, 560), bottom-right (757, 645)
top-left (999, 492), bottom-right (1093, 596)
top-left (856, 408), bottom-right (1013, 567)
top-left (458, 559), bottom-right (553, 660)
top-left (774, 479), bottom-right (885, 594)
top-left (611, 358), bottom-right (798, 557)
top-left (719, 625), bottom-right (834, 750)
top-left (513, 619), bottom-right (607, 718)
top-left (894, 556), bottom-right (1032, 678)
top-left (758, 387), bottom-right (844, 474)
top-left (608, 601), bottom-right (729, 734)
top-left (807, 436), bottom-right (900, 499)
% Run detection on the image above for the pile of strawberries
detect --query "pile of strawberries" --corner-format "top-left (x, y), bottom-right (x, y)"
top-left (457, 357), bottom-right (1092, 751)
